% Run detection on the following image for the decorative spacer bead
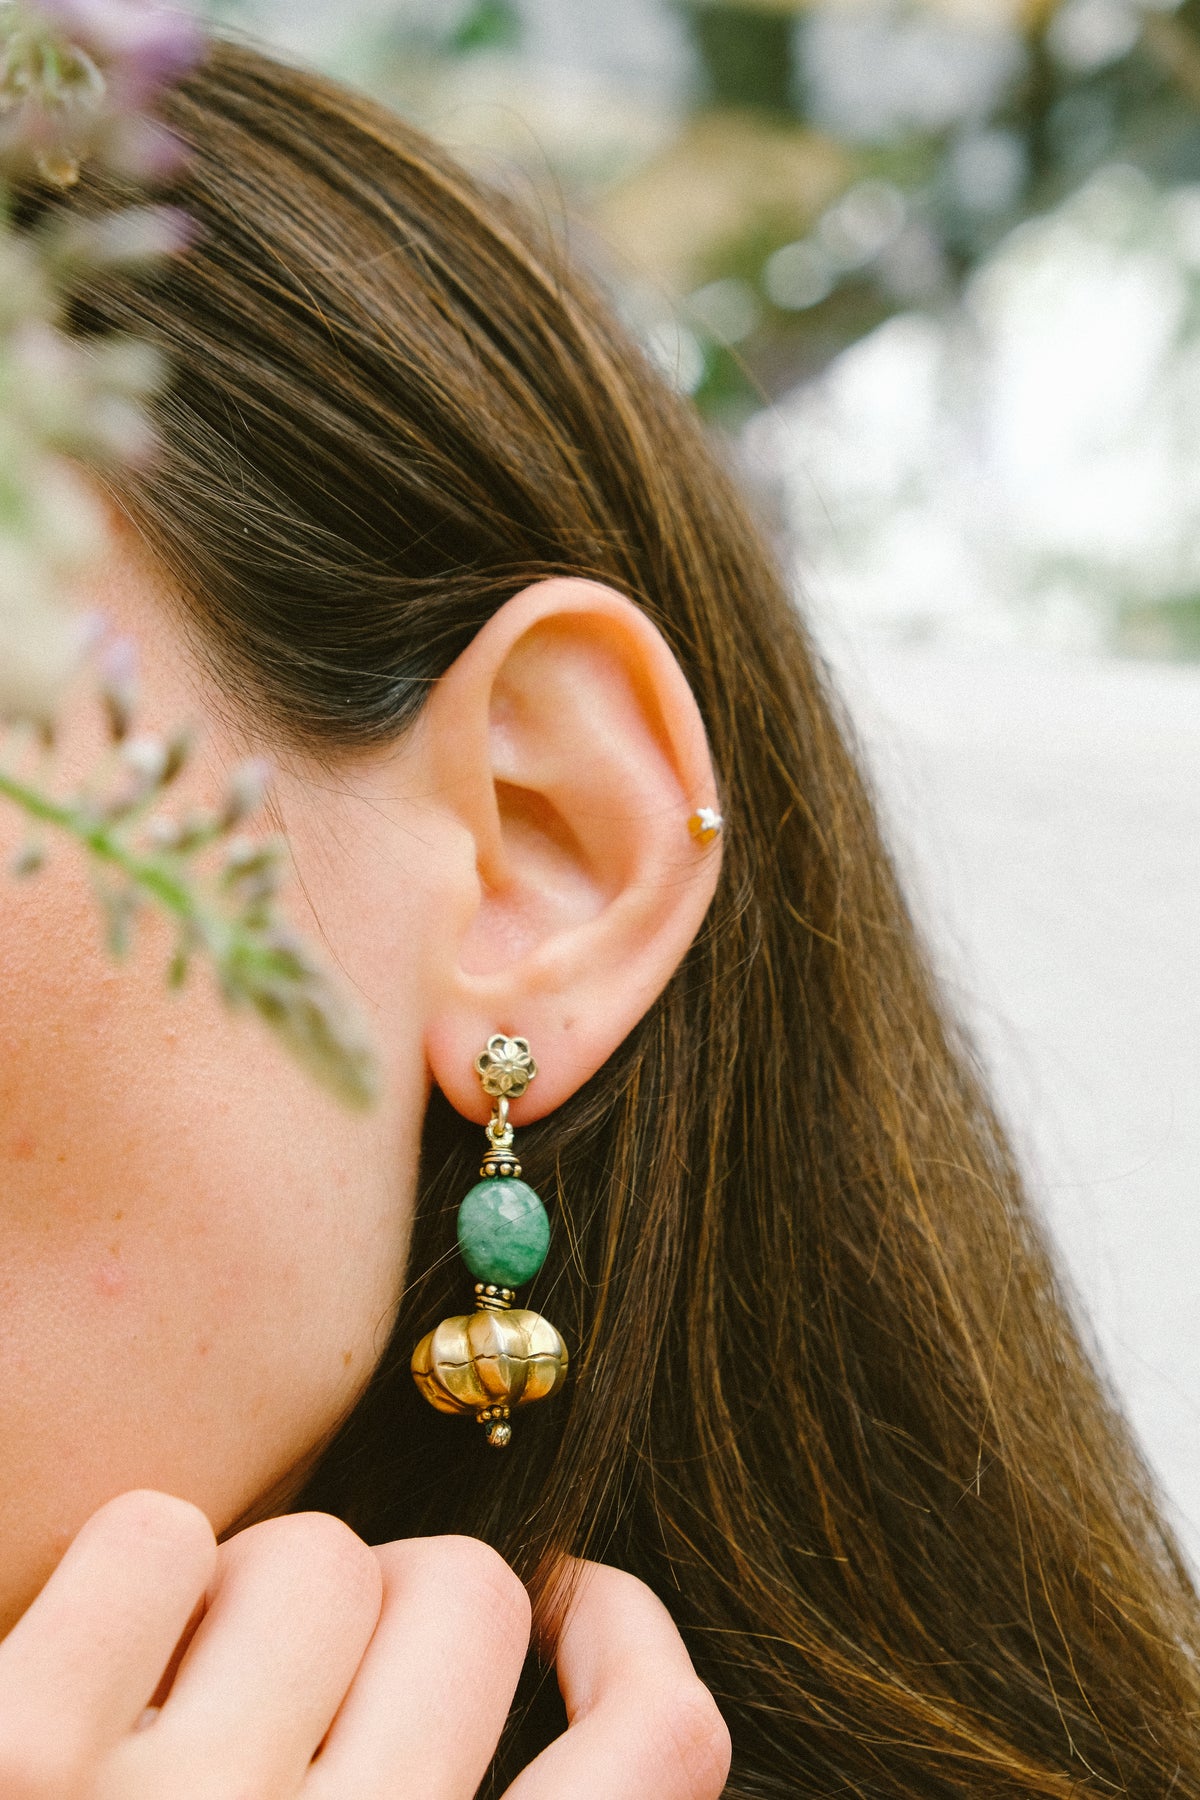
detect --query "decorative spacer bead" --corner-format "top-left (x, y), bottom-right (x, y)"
top-left (474, 1282), bottom-right (516, 1312)
top-left (478, 1402), bottom-right (512, 1448)
top-left (480, 1154), bottom-right (522, 1179)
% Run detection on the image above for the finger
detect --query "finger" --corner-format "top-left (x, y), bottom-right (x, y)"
top-left (303, 1535), bottom-right (530, 1800)
top-left (0, 1491), bottom-right (215, 1780)
top-left (502, 1562), bottom-right (730, 1800)
top-left (110, 1512), bottom-right (382, 1797)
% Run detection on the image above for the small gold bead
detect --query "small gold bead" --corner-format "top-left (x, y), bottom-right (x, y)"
top-left (688, 807), bottom-right (723, 845)
top-left (479, 1401), bottom-right (512, 1446)
top-left (481, 1154), bottom-right (523, 1180)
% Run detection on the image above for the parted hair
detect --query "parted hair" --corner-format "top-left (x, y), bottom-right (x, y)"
top-left (54, 37), bottom-right (1200, 1796)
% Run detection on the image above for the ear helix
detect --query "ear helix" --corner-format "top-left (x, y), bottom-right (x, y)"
top-left (410, 1036), bottom-right (569, 1448)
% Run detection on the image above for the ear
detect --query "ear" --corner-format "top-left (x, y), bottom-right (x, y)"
top-left (419, 578), bottom-right (722, 1124)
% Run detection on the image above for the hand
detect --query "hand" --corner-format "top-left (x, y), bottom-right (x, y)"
top-left (0, 1489), bottom-right (732, 1799)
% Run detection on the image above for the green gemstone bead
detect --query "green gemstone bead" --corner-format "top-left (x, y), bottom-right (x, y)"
top-left (457, 1178), bottom-right (550, 1287)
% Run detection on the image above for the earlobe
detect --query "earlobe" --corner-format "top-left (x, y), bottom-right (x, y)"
top-left (420, 578), bottom-right (722, 1124)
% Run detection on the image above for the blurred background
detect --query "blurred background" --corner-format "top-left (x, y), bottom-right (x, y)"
top-left (199, 0), bottom-right (1200, 1562)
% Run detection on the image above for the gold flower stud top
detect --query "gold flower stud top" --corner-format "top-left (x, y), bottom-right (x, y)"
top-left (474, 1034), bottom-right (538, 1100)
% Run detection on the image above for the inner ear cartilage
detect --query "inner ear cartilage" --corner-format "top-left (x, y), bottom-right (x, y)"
top-left (410, 1035), bottom-right (569, 1448)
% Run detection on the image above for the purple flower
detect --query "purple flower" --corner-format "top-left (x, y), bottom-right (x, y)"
top-left (0, 0), bottom-right (203, 187)
top-left (21, 0), bottom-right (201, 100)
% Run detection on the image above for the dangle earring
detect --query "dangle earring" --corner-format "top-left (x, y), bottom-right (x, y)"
top-left (411, 1035), bottom-right (569, 1448)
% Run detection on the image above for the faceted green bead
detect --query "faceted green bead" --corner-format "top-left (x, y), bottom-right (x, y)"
top-left (457, 1178), bottom-right (550, 1287)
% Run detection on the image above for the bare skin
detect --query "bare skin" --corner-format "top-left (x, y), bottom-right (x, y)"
top-left (0, 537), bottom-right (728, 1793)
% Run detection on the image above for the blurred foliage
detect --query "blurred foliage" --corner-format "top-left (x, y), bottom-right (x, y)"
top-left (667, 0), bottom-right (1200, 420)
top-left (450, 0), bottom-right (520, 54)
top-left (200, 0), bottom-right (1200, 654)
top-left (314, 0), bottom-right (1200, 423)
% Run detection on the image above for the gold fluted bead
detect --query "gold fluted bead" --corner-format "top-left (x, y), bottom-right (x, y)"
top-left (410, 1307), bottom-right (568, 1438)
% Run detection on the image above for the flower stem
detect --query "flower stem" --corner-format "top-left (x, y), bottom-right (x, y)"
top-left (0, 764), bottom-right (199, 923)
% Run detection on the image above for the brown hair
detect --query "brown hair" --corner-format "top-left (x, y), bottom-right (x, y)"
top-left (56, 37), bottom-right (1200, 1795)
